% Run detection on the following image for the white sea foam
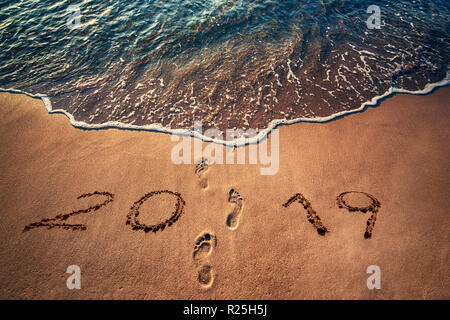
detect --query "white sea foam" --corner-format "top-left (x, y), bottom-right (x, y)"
top-left (1, 71), bottom-right (449, 148)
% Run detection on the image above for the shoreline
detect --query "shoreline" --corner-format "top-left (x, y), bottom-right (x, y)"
top-left (0, 72), bottom-right (448, 147)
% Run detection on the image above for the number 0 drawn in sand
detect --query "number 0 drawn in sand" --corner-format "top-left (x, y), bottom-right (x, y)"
top-left (126, 190), bottom-right (186, 233)
top-left (23, 191), bottom-right (114, 232)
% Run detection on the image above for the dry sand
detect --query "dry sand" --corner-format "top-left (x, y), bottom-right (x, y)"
top-left (0, 87), bottom-right (449, 299)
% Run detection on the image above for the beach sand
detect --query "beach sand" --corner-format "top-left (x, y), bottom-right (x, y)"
top-left (0, 87), bottom-right (448, 299)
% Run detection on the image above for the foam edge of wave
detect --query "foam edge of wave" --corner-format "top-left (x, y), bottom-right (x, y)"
top-left (1, 71), bottom-right (449, 148)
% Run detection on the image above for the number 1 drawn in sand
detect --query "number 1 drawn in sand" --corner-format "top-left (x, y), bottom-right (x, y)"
top-left (282, 193), bottom-right (328, 235)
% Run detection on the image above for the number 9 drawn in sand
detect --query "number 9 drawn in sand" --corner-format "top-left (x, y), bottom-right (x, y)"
top-left (336, 191), bottom-right (381, 239)
top-left (126, 190), bottom-right (186, 233)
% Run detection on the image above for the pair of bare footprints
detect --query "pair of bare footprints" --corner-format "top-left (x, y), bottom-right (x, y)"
top-left (194, 159), bottom-right (244, 288)
top-left (191, 189), bottom-right (244, 289)
top-left (196, 159), bottom-right (244, 230)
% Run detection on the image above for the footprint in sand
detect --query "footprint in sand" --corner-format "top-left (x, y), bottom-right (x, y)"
top-left (193, 232), bottom-right (217, 262)
top-left (193, 232), bottom-right (217, 288)
top-left (195, 158), bottom-right (209, 189)
top-left (226, 189), bottom-right (244, 230)
top-left (197, 265), bottom-right (214, 288)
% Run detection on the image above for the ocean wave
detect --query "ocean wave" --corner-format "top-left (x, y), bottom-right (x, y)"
top-left (1, 71), bottom-right (448, 147)
top-left (1, 0), bottom-right (449, 145)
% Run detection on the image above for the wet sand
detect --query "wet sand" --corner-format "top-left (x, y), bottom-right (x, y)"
top-left (0, 87), bottom-right (448, 299)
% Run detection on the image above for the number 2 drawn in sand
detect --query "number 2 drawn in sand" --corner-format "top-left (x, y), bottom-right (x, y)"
top-left (23, 191), bottom-right (114, 232)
